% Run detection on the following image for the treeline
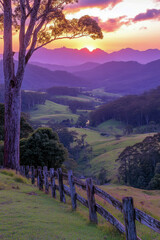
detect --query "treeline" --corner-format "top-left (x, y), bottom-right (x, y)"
top-left (0, 85), bottom-right (47, 111)
top-left (117, 133), bottom-right (160, 190)
top-left (21, 90), bottom-right (47, 110)
top-left (90, 87), bottom-right (160, 127)
top-left (46, 86), bottom-right (81, 96)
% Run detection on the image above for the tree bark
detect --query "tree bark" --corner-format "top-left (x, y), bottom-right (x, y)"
top-left (4, 85), bottom-right (21, 169)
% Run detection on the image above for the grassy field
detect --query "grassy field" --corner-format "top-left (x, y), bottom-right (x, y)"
top-left (0, 170), bottom-right (123, 240)
top-left (69, 127), bottom-right (154, 181)
top-left (1, 170), bottom-right (159, 240)
top-left (97, 119), bottom-right (125, 135)
top-left (29, 100), bottom-right (79, 124)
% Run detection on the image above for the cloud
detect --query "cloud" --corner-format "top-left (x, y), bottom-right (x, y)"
top-left (66, 0), bottom-right (123, 11)
top-left (98, 16), bottom-right (129, 32)
top-left (133, 9), bottom-right (160, 22)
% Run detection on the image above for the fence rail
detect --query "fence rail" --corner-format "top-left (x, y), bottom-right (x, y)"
top-left (1, 165), bottom-right (160, 240)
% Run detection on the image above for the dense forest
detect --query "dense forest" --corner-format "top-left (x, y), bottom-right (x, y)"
top-left (90, 86), bottom-right (160, 127)
top-left (117, 133), bottom-right (160, 189)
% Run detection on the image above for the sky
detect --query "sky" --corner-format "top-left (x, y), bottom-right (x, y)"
top-left (0, 0), bottom-right (160, 53)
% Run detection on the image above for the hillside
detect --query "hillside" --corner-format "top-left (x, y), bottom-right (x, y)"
top-left (0, 61), bottom-right (86, 91)
top-left (75, 60), bottom-right (160, 95)
top-left (0, 170), bottom-right (115, 240)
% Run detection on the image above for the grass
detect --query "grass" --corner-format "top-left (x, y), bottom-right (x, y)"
top-left (70, 127), bottom-right (154, 181)
top-left (29, 100), bottom-right (79, 124)
top-left (0, 170), bottom-right (123, 240)
top-left (1, 170), bottom-right (160, 240)
top-left (97, 119), bottom-right (125, 135)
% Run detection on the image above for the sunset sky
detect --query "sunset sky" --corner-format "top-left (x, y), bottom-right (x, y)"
top-left (0, 0), bottom-right (160, 53)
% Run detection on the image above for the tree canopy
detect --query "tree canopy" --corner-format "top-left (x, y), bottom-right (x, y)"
top-left (117, 133), bottom-right (160, 189)
top-left (20, 128), bottom-right (68, 169)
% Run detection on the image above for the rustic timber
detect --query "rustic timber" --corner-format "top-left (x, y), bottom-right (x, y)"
top-left (73, 176), bottom-right (86, 190)
top-left (135, 208), bottom-right (160, 234)
top-left (96, 203), bottom-right (125, 234)
top-left (50, 168), bottom-right (56, 198)
top-left (57, 168), bottom-right (66, 203)
top-left (38, 168), bottom-right (43, 191)
top-left (86, 178), bottom-right (98, 224)
top-left (43, 166), bottom-right (49, 194)
top-left (64, 185), bottom-right (71, 197)
top-left (68, 170), bottom-right (77, 210)
top-left (37, 166), bottom-right (42, 187)
top-left (25, 165), bottom-right (30, 179)
top-left (123, 197), bottom-right (137, 240)
top-left (76, 193), bottom-right (89, 208)
top-left (94, 186), bottom-right (123, 212)
top-left (30, 166), bottom-right (35, 184)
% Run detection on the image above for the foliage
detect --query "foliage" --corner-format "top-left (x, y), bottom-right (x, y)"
top-left (20, 128), bottom-right (68, 169)
top-left (117, 133), bottom-right (160, 189)
top-left (46, 86), bottom-right (81, 96)
top-left (97, 168), bottom-right (109, 185)
top-left (0, 104), bottom-right (33, 141)
top-left (90, 86), bottom-right (160, 127)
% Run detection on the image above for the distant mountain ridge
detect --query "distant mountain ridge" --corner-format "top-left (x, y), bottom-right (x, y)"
top-left (22, 47), bottom-right (160, 65)
top-left (1, 47), bottom-right (160, 65)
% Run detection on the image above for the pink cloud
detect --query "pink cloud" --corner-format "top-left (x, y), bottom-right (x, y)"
top-left (133, 9), bottom-right (160, 22)
top-left (98, 16), bottom-right (129, 32)
top-left (65, 0), bottom-right (123, 11)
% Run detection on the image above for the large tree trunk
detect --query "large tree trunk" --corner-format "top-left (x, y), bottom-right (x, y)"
top-left (4, 84), bottom-right (21, 169)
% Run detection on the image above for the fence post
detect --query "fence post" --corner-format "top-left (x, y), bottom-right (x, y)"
top-left (50, 168), bottom-right (56, 198)
top-left (43, 166), bottom-right (49, 194)
top-left (22, 166), bottom-right (25, 176)
top-left (38, 167), bottom-right (43, 191)
top-left (57, 168), bottom-right (66, 203)
top-left (86, 178), bottom-right (98, 224)
top-left (123, 197), bottom-right (137, 240)
top-left (25, 166), bottom-right (30, 179)
top-left (30, 166), bottom-right (35, 184)
top-left (68, 170), bottom-right (77, 210)
top-left (37, 166), bottom-right (41, 187)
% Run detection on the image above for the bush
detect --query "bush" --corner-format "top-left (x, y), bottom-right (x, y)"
top-left (20, 128), bottom-right (68, 169)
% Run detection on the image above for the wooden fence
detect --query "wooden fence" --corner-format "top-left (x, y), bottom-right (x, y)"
top-left (7, 165), bottom-right (160, 240)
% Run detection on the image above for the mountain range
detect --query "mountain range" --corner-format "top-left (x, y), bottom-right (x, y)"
top-left (1, 47), bottom-right (159, 66)
top-left (0, 59), bottom-right (160, 95)
top-left (28, 47), bottom-right (160, 65)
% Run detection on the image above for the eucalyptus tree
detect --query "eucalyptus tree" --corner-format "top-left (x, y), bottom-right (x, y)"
top-left (0, 0), bottom-right (103, 169)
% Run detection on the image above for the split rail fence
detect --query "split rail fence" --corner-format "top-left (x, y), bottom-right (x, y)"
top-left (9, 166), bottom-right (160, 239)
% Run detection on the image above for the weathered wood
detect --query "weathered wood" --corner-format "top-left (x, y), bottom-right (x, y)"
top-left (64, 185), bottom-right (71, 197)
top-left (38, 168), bottom-right (43, 191)
top-left (62, 172), bottom-right (68, 180)
top-left (37, 166), bottom-right (42, 187)
top-left (135, 208), bottom-right (160, 234)
top-left (68, 170), bottom-right (77, 210)
top-left (43, 166), bottom-right (49, 194)
top-left (86, 178), bottom-right (98, 224)
top-left (57, 168), bottom-right (66, 203)
top-left (123, 197), bottom-right (137, 240)
top-left (30, 166), bottom-right (35, 184)
top-left (25, 165), bottom-right (30, 179)
top-left (20, 166), bottom-right (23, 175)
top-left (76, 193), bottom-right (89, 208)
top-left (96, 203), bottom-right (125, 234)
top-left (94, 186), bottom-right (123, 212)
top-left (73, 176), bottom-right (86, 190)
top-left (50, 168), bottom-right (56, 198)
